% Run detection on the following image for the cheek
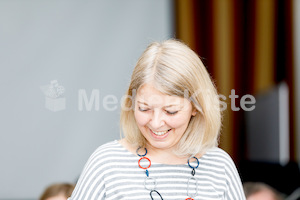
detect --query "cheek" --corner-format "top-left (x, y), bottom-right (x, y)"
top-left (134, 111), bottom-right (149, 127)
top-left (168, 115), bottom-right (192, 129)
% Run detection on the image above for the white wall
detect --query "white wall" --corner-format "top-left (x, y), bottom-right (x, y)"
top-left (294, 0), bottom-right (300, 165)
top-left (0, 0), bottom-right (173, 199)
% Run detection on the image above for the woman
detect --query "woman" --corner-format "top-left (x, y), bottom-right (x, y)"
top-left (68, 39), bottom-right (246, 199)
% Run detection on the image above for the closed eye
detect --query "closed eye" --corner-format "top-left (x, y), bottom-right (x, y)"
top-left (138, 107), bottom-right (150, 112)
top-left (165, 110), bottom-right (178, 115)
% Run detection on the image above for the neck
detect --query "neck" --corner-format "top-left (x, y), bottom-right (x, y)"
top-left (145, 143), bottom-right (189, 165)
top-left (119, 139), bottom-right (194, 165)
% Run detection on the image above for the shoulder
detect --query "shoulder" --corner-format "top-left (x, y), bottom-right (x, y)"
top-left (86, 140), bottom-right (135, 166)
top-left (202, 148), bottom-right (246, 199)
top-left (204, 148), bottom-right (242, 179)
top-left (201, 147), bottom-right (238, 170)
top-left (89, 140), bottom-right (126, 160)
top-left (93, 140), bottom-right (122, 153)
top-left (203, 147), bottom-right (234, 161)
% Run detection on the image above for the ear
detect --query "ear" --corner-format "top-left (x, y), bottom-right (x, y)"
top-left (192, 108), bottom-right (197, 116)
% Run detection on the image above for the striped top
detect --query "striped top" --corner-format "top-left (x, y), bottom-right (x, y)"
top-left (68, 140), bottom-right (246, 200)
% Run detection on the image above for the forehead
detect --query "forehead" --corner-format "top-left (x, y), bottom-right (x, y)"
top-left (136, 84), bottom-right (188, 106)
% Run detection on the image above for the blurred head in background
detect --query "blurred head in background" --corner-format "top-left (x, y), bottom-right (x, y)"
top-left (39, 183), bottom-right (75, 200)
top-left (243, 182), bottom-right (283, 200)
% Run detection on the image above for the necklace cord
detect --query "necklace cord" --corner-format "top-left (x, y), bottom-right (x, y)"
top-left (137, 147), bottom-right (199, 200)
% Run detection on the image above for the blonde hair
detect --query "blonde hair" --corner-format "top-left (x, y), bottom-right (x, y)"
top-left (120, 39), bottom-right (221, 156)
top-left (39, 183), bottom-right (75, 200)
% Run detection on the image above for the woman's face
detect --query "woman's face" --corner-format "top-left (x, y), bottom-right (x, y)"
top-left (134, 84), bottom-right (196, 152)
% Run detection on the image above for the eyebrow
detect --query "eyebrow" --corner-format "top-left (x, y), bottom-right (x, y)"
top-left (137, 101), bottom-right (181, 108)
top-left (137, 101), bottom-right (149, 106)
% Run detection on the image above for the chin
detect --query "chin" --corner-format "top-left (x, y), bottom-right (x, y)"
top-left (147, 139), bottom-right (175, 150)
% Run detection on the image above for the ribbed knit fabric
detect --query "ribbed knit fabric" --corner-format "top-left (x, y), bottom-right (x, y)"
top-left (68, 140), bottom-right (246, 200)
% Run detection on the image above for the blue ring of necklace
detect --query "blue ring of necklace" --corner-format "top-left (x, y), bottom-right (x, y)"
top-left (187, 156), bottom-right (199, 169)
top-left (136, 147), bottom-right (147, 157)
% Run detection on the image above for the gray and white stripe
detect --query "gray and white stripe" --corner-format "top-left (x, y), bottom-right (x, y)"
top-left (68, 140), bottom-right (245, 200)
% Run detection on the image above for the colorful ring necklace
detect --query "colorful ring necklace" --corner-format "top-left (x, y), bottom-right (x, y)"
top-left (136, 147), bottom-right (199, 200)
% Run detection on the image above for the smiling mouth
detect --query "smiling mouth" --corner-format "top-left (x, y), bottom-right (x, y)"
top-left (150, 128), bottom-right (172, 136)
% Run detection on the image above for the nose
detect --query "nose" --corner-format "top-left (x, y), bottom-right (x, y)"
top-left (149, 109), bottom-right (165, 129)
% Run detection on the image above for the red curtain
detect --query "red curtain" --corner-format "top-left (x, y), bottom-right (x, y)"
top-left (175, 0), bottom-right (295, 162)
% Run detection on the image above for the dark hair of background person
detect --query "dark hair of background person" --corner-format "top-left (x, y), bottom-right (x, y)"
top-left (39, 183), bottom-right (75, 200)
